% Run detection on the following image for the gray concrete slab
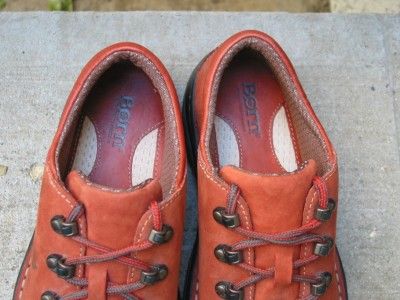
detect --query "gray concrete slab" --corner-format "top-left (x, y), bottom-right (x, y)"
top-left (331, 0), bottom-right (400, 13)
top-left (0, 12), bottom-right (399, 300)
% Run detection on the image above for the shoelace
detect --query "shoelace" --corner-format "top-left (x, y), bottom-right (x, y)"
top-left (48, 201), bottom-right (164, 300)
top-left (218, 176), bottom-right (333, 300)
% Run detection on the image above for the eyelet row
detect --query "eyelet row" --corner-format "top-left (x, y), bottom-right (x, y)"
top-left (42, 214), bottom-right (172, 299)
top-left (40, 264), bottom-right (169, 300)
top-left (212, 198), bottom-right (336, 298)
top-left (212, 208), bottom-right (245, 299)
top-left (214, 272), bottom-right (333, 299)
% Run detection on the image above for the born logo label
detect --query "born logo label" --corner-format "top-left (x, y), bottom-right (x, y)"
top-left (242, 83), bottom-right (260, 137)
top-left (109, 95), bottom-right (135, 149)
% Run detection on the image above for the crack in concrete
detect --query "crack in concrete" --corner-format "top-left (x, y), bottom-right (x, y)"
top-left (377, 15), bottom-right (400, 164)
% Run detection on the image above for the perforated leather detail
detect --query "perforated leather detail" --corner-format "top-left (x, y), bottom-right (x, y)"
top-left (131, 128), bottom-right (159, 186)
top-left (72, 116), bottom-right (97, 176)
top-left (215, 115), bottom-right (240, 167)
top-left (272, 106), bottom-right (298, 172)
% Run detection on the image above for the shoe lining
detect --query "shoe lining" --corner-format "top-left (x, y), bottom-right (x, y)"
top-left (213, 49), bottom-right (299, 173)
top-left (56, 51), bottom-right (180, 195)
top-left (206, 38), bottom-right (333, 176)
top-left (70, 61), bottom-right (163, 189)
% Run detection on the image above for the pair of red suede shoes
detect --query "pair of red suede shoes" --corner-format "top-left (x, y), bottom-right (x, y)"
top-left (13, 30), bottom-right (347, 300)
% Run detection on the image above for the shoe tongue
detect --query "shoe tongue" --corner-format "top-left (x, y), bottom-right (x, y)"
top-left (219, 160), bottom-right (317, 232)
top-left (65, 171), bottom-right (162, 249)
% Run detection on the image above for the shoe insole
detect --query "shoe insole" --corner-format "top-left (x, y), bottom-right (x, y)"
top-left (71, 61), bottom-right (164, 189)
top-left (214, 50), bottom-right (300, 173)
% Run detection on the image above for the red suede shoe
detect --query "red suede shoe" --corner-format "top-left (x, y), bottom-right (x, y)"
top-left (183, 30), bottom-right (347, 300)
top-left (13, 42), bottom-right (186, 300)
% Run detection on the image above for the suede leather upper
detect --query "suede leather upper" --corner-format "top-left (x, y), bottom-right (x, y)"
top-left (191, 30), bottom-right (347, 300)
top-left (220, 161), bottom-right (318, 297)
top-left (13, 42), bottom-right (186, 300)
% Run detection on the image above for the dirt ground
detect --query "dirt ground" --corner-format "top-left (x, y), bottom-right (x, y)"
top-left (2, 0), bottom-right (330, 12)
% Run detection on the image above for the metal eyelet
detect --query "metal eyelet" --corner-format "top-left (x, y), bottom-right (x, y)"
top-left (311, 272), bottom-right (332, 296)
top-left (148, 224), bottom-right (174, 244)
top-left (314, 237), bottom-right (334, 256)
top-left (215, 281), bottom-right (244, 300)
top-left (213, 207), bottom-right (240, 229)
top-left (140, 264), bottom-right (168, 285)
top-left (214, 244), bottom-right (243, 265)
top-left (314, 198), bottom-right (336, 221)
top-left (41, 291), bottom-right (60, 300)
top-left (51, 215), bottom-right (78, 237)
top-left (46, 254), bottom-right (75, 279)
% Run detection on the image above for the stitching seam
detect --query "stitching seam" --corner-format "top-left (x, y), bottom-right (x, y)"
top-left (334, 260), bottom-right (343, 300)
top-left (198, 158), bottom-right (228, 192)
top-left (46, 168), bottom-right (74, 208)
top-left (18, 256), bottom-right (32, 299)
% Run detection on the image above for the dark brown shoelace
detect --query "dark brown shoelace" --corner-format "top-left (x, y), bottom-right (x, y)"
top-left (221, 176), bottom-right (331, 300)
top-left (53, 201), bottom-right (164, 300)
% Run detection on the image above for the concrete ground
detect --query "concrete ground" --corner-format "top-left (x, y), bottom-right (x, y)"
top-left (0, 12), bottom-right (399, 300)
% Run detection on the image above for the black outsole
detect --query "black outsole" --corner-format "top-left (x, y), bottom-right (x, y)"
top-left (181, 58), bottom-right (204, 300)
top-left (182, 64), bottom-right (201, 175)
